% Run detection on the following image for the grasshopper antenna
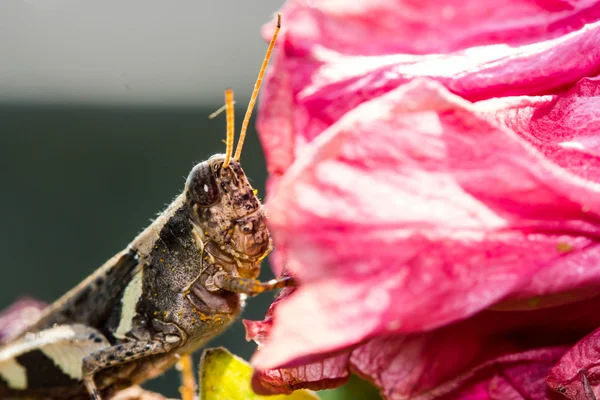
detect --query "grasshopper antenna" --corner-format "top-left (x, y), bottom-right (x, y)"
top-left (233, 13), bottom-right (281, 161)
top-left (223, 88), bottom-right (235, 167)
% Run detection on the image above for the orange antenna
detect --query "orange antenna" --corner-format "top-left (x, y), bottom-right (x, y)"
top-left (223, 88), bottom-right (235, 167)
top-left (233, 13), bottom-right (281, 161)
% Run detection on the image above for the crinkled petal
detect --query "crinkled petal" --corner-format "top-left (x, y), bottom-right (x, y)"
top-left (479, 77), bottom-right (600, 184)
top-left (472, 77), bottom-right (600, 307)
top-left (348, 325), bottom-right (509, 400)
top-left (243, 284), bottom-right (295, 345)
top-left (348, 308), bottom-right (583, 399)
top-left (291, 24), bottom-right (600, 150)
top-left (254, 80), bottom-right (600, 369)
top-left (251, 354), bottom-right (351, 396)
top-left (248, 261), bottom-right (600, 397)
top-left (267, 1), bottom-right (600, 56)
top-left (258, 7), bottom-right (600, 177)
top-left (245, 285), bottom-right (351, 395)
top-left (256, 1), bottom-right (600, 397)
top-left (249, 292), bottom-right (596, 397)
top-left (423, 347), bottom-right (568, 400)
top-left (547, 327), bottom-right (600, 399)
top-left (353, 343), bottom-right (567, 400)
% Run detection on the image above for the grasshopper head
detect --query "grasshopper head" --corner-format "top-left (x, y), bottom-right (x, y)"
top-left (185, 15), bottom-right (281, 278)
top-left (185, 154), bottom-right (271, 277)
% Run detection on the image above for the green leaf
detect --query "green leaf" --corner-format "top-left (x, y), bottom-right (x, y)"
top-left (199, 347), bottom-right (320, 400)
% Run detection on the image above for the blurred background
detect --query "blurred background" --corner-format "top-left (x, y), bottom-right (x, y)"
top-left (0, 1), bottom-right (380, 398)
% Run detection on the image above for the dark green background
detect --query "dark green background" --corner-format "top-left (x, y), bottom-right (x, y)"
top-left (0, 105), bottom-right (381, 399)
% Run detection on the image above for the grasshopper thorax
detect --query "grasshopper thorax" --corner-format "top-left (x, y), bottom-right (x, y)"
top-left (185, 154), bottom-right (271, 279)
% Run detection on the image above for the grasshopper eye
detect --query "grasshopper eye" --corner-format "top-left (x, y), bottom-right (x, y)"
top-left (186, 163), bottom-right (219, 206)
top-left (241, 222), bottom-right (253, 234)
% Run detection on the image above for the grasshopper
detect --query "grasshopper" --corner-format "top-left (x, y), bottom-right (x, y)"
top-left (0, 14), bottom-right (292, 400)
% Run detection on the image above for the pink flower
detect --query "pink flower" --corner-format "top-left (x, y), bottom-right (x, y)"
top-left (0, 298), bottom-right (46, 344)
top-left (246, 1), bottom-right (600, 399)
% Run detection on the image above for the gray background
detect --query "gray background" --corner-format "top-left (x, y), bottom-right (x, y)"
top-left (0, 0), bottom-right (284, 106)
top-left (0, 1), bottom-right (381, 398)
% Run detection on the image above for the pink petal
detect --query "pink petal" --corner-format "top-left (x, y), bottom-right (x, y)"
top-left (243, 284), bottom-right (295, 345)
top-left (0, 298), bottom-right (46, 343)
top-left (256, 3), bottom-right (600, 397)
top-left (250, 297), bottom-right (596, 397)
top-left (248, 287), bottom-right (600, 396)
top-left (245, 285), bottom-right (351, 395)
top-left (473, 77), bottom-right (600, 307)
top-left (426, 347), bottom-right (568, 400)
top-left (251, 353), bottom-right (351, 396)
top-left (258, 5), bottom-right (600, 178)
top-left (347, 304), bottom-right (593, 399)
top-left (348, 326), bottom-right (509, 399)
top-left (548, 327), bottom-right (600, 399)
top-left (254, 80), bottom-right (600, 370)
top-left (267, 1), bottom-right (600, 56)
top-left (479, 77), bottom-right (600, 184)
top-left (256, 45), bottom-right (297, 179)
top-left (352, 342), bottom-right (567, 400)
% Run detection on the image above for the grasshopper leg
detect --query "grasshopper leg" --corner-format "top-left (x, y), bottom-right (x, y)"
top-left (177, 353), bottom-right (196, 400)
top-left (83, 378), bottom-right (102, 400)
top-left (82, 338), bottom-right (180, 400)
top-left (215, 275), bottom-right (295, 296)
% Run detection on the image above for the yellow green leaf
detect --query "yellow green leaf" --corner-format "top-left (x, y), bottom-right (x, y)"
top-left (199, 347), bottom-right (319, 400)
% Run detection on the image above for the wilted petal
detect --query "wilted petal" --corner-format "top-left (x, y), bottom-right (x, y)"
top-left (253, 79), bottom-right (600, 369)
top-left (249, 254), bottom-right (600, 397)
top-left (245, 286), bottom-right (350, 395)
top-left (250, 292), bottom-right (597, 397)
top-left (348, 313), bottom-right (571, 399)
top-left (547, 327), bottom-right (600, 399)
top-left (268, 1), bottom-right (600, 56)
top-left (253, 342), bottom-right (565, 400)
top-left (258, 4), bottom-right (600, 178)
top-left (471, 77), bottom-right (600, 307)
top-left (251, 354), bottom-right (350, 396)
top-left (256, 1), bottom-right (600, 397)
top-left (244, 285), bottom-right (294, 345)
top-left (348, 327), bottom-right (507, 399)
top-left (423, 347), bottom-right (568, 400)
top-left (479, 77), bottom-right (600, 184)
